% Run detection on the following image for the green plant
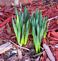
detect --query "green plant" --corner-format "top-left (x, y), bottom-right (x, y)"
top-left (31, 10), bottom-right (47, 53)
top-left (12, 7), bottom-right (30, 46)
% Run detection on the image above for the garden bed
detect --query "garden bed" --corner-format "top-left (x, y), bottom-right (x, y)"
top-left (0, 0), bottom-right (58, 61)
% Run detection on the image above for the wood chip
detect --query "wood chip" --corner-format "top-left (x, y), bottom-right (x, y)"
top-left (0, 42), bottom-right (13, 54)
top-left (43, 43), bottom-right (55, 61)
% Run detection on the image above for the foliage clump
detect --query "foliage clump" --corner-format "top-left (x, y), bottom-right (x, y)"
top-left (12, 7), bottom-right (48, 53)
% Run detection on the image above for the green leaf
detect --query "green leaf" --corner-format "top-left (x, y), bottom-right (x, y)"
top-left (39, 11), bottom-right (43, 27)
top-left (21, 25), bottom-right (25, 46)
top-left (35, 9), bottom-right (39, 25)
top-left (12, 18), bottom-right (17, 37)
top-left (24, 20), bottom-right (30, 45)
top-left (23, 7), bottom-right (30, 23)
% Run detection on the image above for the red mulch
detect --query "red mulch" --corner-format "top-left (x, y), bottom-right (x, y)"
top-left (0, 0), bottom-right (58, 61)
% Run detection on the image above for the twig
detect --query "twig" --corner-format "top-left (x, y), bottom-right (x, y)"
top-left (33, 52), bottom-right (43, 57)
top-left (9, 40), bottom-right (30, 51)
top-left (47, 16), bottom-right (58, 22)
top-left (17, 49), bottom-right (22, 60)
top-left (47, 16), bottom-right (58, 27)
